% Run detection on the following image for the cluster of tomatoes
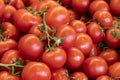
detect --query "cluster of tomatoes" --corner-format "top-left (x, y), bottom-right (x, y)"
top-left (0, 0), bottom-right (120, 80)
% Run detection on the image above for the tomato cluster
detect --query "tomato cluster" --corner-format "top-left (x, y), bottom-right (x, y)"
top-left (0, 0), bottom-right (120, 80)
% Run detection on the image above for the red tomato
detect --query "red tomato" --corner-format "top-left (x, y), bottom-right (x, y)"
top-left (110, 0), bottom-right (120, 16)
top-left (96, 75), bottom-right (111, 80)
top-left (0, 71), bottom-right (20, 80)
top-left (109, 62), bottom-right (120, 79)
top-left (1, 5), bottom-right (16, 22)
top-left (70, 72), bottom-right (88, 80)
top-left (41, 47), bottom-right (67, 69)
top-left (65, 47), bottom-right (85, 70)
top-left (83, 56), bottom-right (108, 79)
top-left (15, 0), bottom-right (24, 9)
top-left (18, 34), bottom-right (44, 60)
top-left (56, 24), bottom-right (76, 50)
top-left (71, 0), bottom-right (90, 13)
top-left (89, 44), bottom-right (99, 56)
top-left (89, 0), bottom-right (110, 15)
top-left (68, 9), bottom-right (78, 21)
top-left (104, 28), bottom-right (120, 48)
top-left (22, 62), bottom-right (51, 80)
top-left (0, 0), bottom-right (5, 18)
top-left (13, 9), bottom-right (42, 33)
top-left (70, 20), bottom-right (87, 33)
top-left (45, 6), bottom-right (70, 29)
top-left (51, 68), bottom-right (69, 80)
top-left (87, 22), bottom-right (104, 43)
top-left (93, 10), bottom-right (113, 29)
top-left (74, 33), bottom-right (93, 56)
top-left (99, 48), bottom-right (119, 65)
top-left (1, 22), bottom-right (19, 40)
top-left (0, 39), bottom-right (17, 56)
top-left (60, 0), bottom-right (71, 6)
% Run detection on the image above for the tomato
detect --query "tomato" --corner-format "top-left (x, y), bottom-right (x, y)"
top-left (99, 48), bottom-right (119, 65)
top-left (18, 34), bottom-right (44, 60)
top-left (110, 0), bottom-right (120, 16)
top-left (87, 22), bottom-right (104, 43)
top-left (83, 56), bottom-right (108, 79)
top-left (0, 71), bottom-right (20, 80)
top-left (65, 47), bottom-right (85, 70)
top-left (4, 0), bottom-right (17, 7)
top-left (93, 10), bottom-right (113, 29)
top-left (96, 75), bottom-right (111, 80)
top-left (56, 24), bottom-right (76, 50)
top-left (1, 22), bottom-right (19, 40)
top-left (71, 0), bottom-right (90, 14)
top-left (0, 0), bottom-right (5, 18)
top-left (41, 47), bottom-right (67, 69)
top-left (74, 33), bottom-right (93, 56)
top-left (22, 62), bottom-right (51, 80)
top-left (13, 9), bottom-right (42, 33)
top-left (70, 20), bottom-right (87, 33)
top-left (0, 39), bottom-right (17, 56)
top-left (89, 44), bottom-right (98, 56)
top-left (60, 0), bottom-right (71, 7)
top-left (15, 0), bottom-right (24, 9)
top-left (1, 5), bottom-right (16, 22)
top-left (68, 9), bottom-right (78, 21)
top-left (104, 28), bottom-right (120, 48)
top-left (108, 62), bottom-right (120, 79)
top-left (70, 72), bottom-right (88, 80)
top-left (45, 6), bottom-right (70, 29)
top-left (51, 68), bottom-right (69, 80)
top-left (89, 0), bottom-right (110, 15)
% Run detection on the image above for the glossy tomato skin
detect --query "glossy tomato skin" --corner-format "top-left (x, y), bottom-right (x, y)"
top-left (0, 0), bottom-right (5, 18)
top-left (83, 56), bottom-right (108, 79)
top-left (0, 39), bottom-right (17, 56)
top-left (74, 33), bottom-right (93, 56)
top-left (110, 0), bottom-right (120, 16)
top-left (56, 24), bottom-right (76, 50)
top-left (51, 68), bottom-right (69, 80)
top-left (70, 72), bottom-right (88, 80)
top-left (89, 0), bottom-right (110, 15)
top-left (89, 44), bottom-right (98, 56)
top-left (13, 9), bottom-right (42, 33)
top-left (87, 22), bottom-right (104, 43)
top-left (96, 75), bottom-right (111, 80)
top-left (45, 6), bottom-right (70, 29)
top-left (42, 47), bottom-right (67, 69)
top-left (70, 20), bottom-right (87, 33)
top-left (65, 47), bottom-right (85, 70)
top-left (108, 62), bottom-right (120, 79)
top-left (0, 71), bottom-right (20, 80)
top-left (71, 0), bottom-right (90, 14)
top-left (99, 48), bottom-right (119, 65)
top-left (1, 22), bottom-right (19, 40)
top-left (18, 34), bottom-right (44, 60)
top-left (22, 62), bottom-right (51, 80)
top-left (105, 28), bottom-right (120, 48)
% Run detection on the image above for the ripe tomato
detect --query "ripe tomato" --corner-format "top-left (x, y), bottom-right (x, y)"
top-left (56, 24), bottom-right (76, 50)
top-left (104, 28), bottom-right (120, 48)
top-left (18, 34), bottom-right (44, 60)
top-left (70, 20), bottom-right (87, 33)
top-left (108, 62), bottom-right (120, 79)
top-left (0, 71), bottom-right (20, 80)
top-left (1, 22), bottom-right (19, 40)
top-left (110, 0), bottom-right (120, 16)
top-left (1, 5), bottom-right (16, 22)
top-left (74, 33), bottom-right (93, 56)
top-left (41, 47), bottom-right (67, 69)
top-left (89, 0), bottom-right (110, 15)
top-left (0, 0), bottom-right (5, 18)
top-left (65, 47), bottom-right (85, 70)
top-left (45, 6), bottom-right (70, 29)
top-left (22, 62), bottom-right (51, 80)
top-left (68, 9), bottom-right (78, 21)
top-left (70, 72), bottom-right (88, 80)
top-left (96, 75), bottom-right (111, 80)
top-left (99, 48), bottom-right (119, 65)
top-left (13, 9), bottom-right (42, 33)
top-left (51, 68), bottom-right (69, 80)
top-left (71, 0), bottom-right (90, 14)
top-left (87, 22), bottom-right (104, 43)
top-left (60, 0), bottom-right (71, 7)
top-left (15, 0), bottom-right (24, 9)
top-left (93, 10), bottom-right (113, 29)
top-left (83, 56), bottom-right (108, 79)
top-left (89, 44), bottom-right (98, 56)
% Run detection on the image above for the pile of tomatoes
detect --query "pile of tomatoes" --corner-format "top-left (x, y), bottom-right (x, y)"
top-left (0, 0), bottom-right (120, 80)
